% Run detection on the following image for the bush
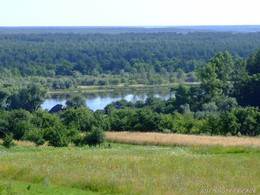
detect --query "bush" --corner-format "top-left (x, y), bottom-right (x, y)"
top-left (72, 135), bottom-right (84, 147)
top-left (44, 124), bottom-right (69, 147)
top-left (23, 128), bottom-right (45, 146)
top-left (85, 126), bottom-right (105, 147)
top-left (3, 133), bottom-right (15, 148)
top-left (47, 129), bottom-right (69, 147)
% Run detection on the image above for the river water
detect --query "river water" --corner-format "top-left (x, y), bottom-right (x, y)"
top-left (41, 89), bottom-right (175, 111)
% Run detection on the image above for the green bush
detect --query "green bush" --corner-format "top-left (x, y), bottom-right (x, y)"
top-left (3, 133), bottom-right (15, 148)
top-left (23, 128), bottom-right (45, 146)
top-left (85, 126), bottom-right (105, 147)
top-left (72, 135), bottom-right (84, 147)
top-left (43, 124), bottom-right (69, 147)
top-left (46, 129), bottom-right (69, 147)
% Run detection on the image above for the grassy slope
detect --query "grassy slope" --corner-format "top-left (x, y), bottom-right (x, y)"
top-left (0, 144), bottom-right (259, 194)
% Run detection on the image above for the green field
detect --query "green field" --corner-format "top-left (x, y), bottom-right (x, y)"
top-left (0, 144), bottom-right (259, 194)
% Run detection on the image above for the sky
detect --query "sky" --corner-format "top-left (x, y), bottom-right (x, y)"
top-left (0, 0), bottom-right (260, 26)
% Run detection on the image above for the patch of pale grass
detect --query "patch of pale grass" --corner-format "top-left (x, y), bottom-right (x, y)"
top-left (13, 140), bottom-right (36, 147)
top-left (105, 132), bottom-right (260, 147)
top-left (0, 139), bottom-right (40, 147)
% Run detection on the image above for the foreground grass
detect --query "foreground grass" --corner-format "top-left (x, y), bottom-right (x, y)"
top-left (0, 179), bottom-right (97, 195)
top-left (0, 143), bottom-right (259, 194)
top-left (106, 131), bottom-right (260, 147)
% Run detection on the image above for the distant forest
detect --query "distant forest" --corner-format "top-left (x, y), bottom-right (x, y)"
top-left (1, 31), bottom-right (260, 77)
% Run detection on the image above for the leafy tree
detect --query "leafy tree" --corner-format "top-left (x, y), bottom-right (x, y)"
top-left (174, 112), bottom-right (196, 134)
top-left (174, 84), bottom-right (191, 110)
top-left (0, 89), bottom-right (10, 110)
top-left (204, 115), bottom-right (221, 135)
top-left (195, 102), bottom-right (218, 119)
top-left (197, 51), bottom-right (234, 101)
top-left (233, 73), bottom-right (260, 107)
top-left (144, 97), bottom-right (165, 113)
top-left (134, 108), bottom-right (161, 131)
top-left (7, 109), bottom-right (32, 140)
top-left (232, 58), bottom-right (247, 81)
top-left (216, 97), bottom-right (238, 112)
top-left (61, 108), bottom-right (95, 131)
top-left (93, 110), bottom-right (110, 130)
top-left (218, 112), bottom-right (240, 135)
top-left (234, 107), bottom-right (260, 136)
top-left (160, 114), bottom-right (176, 132)
top-left (8, 84), bottom-right (47, 112)
top-left (109, 109), bottom-right (136, 131)
top-left (176, 68), bottom-right (186, 82)
top-left (0, 111), bottom-right (9, 138)
top-left (66, 95), bottom-right (86, 109)
top-left (31, 110), bottom-right (61, 129)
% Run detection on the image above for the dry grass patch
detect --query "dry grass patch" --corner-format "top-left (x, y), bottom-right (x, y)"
top-left (105, 132), bottom-right (260, 147)
top-left (0, 139), bottom-right (40, 147)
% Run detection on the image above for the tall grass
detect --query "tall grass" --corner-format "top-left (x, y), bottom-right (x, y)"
top-left (0, 144), bottom-right (259, 194)
top-left (106, 132), bottom-right (260, 147)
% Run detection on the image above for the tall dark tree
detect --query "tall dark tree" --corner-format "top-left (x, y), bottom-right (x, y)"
top-left (233, 74), bottom-right (260, 107)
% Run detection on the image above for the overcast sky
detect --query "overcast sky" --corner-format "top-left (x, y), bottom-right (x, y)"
top-left (0, 0), bottom-right (260, 26)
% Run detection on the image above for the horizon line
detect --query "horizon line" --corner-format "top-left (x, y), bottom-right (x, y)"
top-left (1, 25), bottom-right (260, 28)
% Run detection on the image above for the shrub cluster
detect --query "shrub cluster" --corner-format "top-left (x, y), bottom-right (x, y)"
top-left (0, 109), bottom-right (105, 148)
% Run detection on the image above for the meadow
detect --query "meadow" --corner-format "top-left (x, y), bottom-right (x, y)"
top-left (0, 135), bottom-right (259, 194)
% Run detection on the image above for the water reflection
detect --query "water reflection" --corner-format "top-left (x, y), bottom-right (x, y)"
top-left (41, 89), bottom-right (175, 111)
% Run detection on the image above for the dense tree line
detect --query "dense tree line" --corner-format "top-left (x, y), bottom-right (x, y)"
top-left (1, 32), bottom-right (260, 77)
top-left (0, 97), bottom-right (259, 148)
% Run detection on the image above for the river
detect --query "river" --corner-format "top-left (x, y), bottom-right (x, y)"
top-left (41, 89), bottom-right (175, 111)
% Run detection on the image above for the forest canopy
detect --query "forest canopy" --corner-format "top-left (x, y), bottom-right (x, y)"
top-left (1, 32), bottom-right (260, 76)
